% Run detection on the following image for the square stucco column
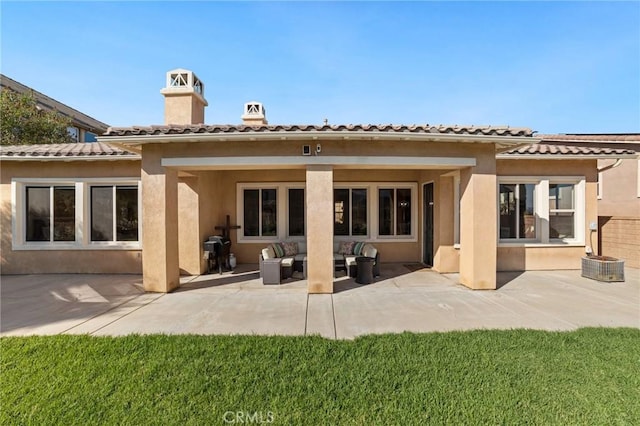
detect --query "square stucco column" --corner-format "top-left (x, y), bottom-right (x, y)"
top-left (459, 167), bottom-right (497, 289)
top-left (178, 176), bottom-right (204, 275)
top-left (306, 165), bottom-right (334, 294)
top-left (141, 146), bottom-right (180, 292)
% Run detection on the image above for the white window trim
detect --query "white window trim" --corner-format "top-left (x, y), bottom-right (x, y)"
top-left (236, 181), bottom-right (418, 244)
top-left (333, 185), bottom-right (371, 240)
top-left (11, 178), bottom-right (141, 251)
top-left (374, 184), bottom-right (418, 242)
top-left (86, 182), bottom-right (142, 248)
top-left (497, 176), bottom-right (585, 247)
top-left (497, 179), bottom-right (541, 243)
top-left (597, 171), bottom-right (603, 200)
top-left (236, 184), bottom-right (281, 243)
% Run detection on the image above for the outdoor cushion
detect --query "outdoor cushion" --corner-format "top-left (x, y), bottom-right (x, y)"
top-left (271, 242), bottom-right (285, 258)
top-left (353, 241), bottom-right (366, 256)
top-left (262, 246), bottom-right (276, 260)
top-left (338, 241), bottom-right (355, 255)
top-left (294, 253), bottom-right (306, 262)
top-left (281, 257), bottom-right (295, 267)
top-left (362, 244), bottom-right (377, 260)
top-left (282, 241), bottom-right (298, 256)
top-left (344, 256), bottom-right (358, 266)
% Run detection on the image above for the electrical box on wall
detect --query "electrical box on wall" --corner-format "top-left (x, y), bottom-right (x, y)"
top-left (302, 145), bottom-right (311, 156)
top-left (589, 222), bottom-right (597, 231)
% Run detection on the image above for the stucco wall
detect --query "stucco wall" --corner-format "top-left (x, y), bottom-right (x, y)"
top-left (1, 160), bottom-right (142, 274)
top-left (178, 168), bottom-right (427, 266)
top-left (496, 159), bottom-right (598, 271)
top-left (598, 158), bottom-right (639, 217)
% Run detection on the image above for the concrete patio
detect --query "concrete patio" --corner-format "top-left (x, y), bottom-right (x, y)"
top-left (2, 264), bottom-right (638, 339)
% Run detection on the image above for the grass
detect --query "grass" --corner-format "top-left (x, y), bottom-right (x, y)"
top-left (2, 328), bottom-right (639, 425)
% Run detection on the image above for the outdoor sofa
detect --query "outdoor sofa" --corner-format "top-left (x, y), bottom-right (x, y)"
top-left (259, 241), bottom-right (380, 280)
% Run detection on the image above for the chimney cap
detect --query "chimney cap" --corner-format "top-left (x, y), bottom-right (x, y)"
top-left (160, 68), bottom-right (207, 106)
top-left (241, 101), bottom-right (268, 125)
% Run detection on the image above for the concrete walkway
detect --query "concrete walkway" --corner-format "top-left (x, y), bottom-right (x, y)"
top-left (2, 265), bottom-right (638, 339)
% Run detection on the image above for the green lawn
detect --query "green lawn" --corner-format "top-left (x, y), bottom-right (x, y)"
top-left (2, 328), bottom-right (639, 425)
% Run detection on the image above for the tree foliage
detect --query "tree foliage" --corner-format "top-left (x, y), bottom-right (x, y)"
top-left (1, 89), bottom-right (74, 146)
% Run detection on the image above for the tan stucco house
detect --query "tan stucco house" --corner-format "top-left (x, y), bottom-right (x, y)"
top-left (2, 69), bottom-right (637, 293)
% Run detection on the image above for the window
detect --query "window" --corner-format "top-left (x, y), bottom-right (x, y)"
top-left (497, 177), bottom-right (584, 244)
top-left (13, 179), bottom-right (140, 250)
top-left (499, 183), bottom-right (536, 239)
top-left (84, 131), bottom-right (97, 142)
top-left (288, 188), bottom-right (305, 237)
top-left (90, 186), bottom-right (139, 242)
top-left (67, 126), bottom-right (79, 142)
top-left (243, 188), bottom-right (277, 237)
top-left (378, 188), bottom-right (411, 236)
top-left (334, 188), bottom-right (367, 236)
top-left (236, 182), bottom-right (415, 243)
top-left (549, 183), bottom-right (574, 239)
top-left (26, 186), bottom-right (75, 242)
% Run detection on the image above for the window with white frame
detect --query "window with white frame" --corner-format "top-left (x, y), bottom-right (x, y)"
top-left (499, 183), bottom-right (536, 240)
top-left (90, 185), bottom-right (139, 242)
top-left (497, 177), bottom-right (585, 244)
top-left (13, 179), bottom-right (140, 249)
top-left (378, 187), bottom-right (412, 237)
top-left (549, 183), bottom-right (575, 239)
top-left (334, 188), bottom-right (368, 236)
top-left (242, 188), bottom-right (277, 237)
top-left (25, 185), bottom-right (75, 242)
top-left (237, 182), bottom-right (416, 243)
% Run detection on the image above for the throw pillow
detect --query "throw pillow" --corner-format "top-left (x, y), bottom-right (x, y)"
top-left (271, 243), bottom-right (285, 258)
top-left (282, 241), bottom-right (299, 256)
top-left (353, 241), bottom-right (366, 256)
top-left (338, 241), bottom-right (355, 255)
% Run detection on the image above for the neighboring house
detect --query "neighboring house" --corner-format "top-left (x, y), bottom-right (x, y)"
top-left (0, 74), bottom-right (109, 142)
top-left (537, 134), bottom-right (640, 268)
top-left (1, 69), bottom-right (636, 294)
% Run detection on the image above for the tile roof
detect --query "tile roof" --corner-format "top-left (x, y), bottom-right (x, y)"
top-left (0, 142), bottom-right (139, 160)
top-left (538, 134), bottom-right (640, 142)
top-left (501, 143), bottom-right (637, 157)
top-left (103, 123), bottom-right (533, 137)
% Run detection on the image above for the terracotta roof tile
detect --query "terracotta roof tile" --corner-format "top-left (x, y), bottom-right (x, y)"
top-left (103, 123), bottom-right (533, 137)
top-left (1, 142), bottom-right (139, 159)
top-left (502, 144), bottom-right (636, 156)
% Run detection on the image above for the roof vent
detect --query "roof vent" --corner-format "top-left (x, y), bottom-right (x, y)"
top-left (241, 101), bottom-right (267, 125)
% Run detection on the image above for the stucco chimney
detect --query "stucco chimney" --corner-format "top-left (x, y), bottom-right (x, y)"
top-left (160, 69), bottom-right (208, 125)
top-left (241, 101), bottom-right (268, 125)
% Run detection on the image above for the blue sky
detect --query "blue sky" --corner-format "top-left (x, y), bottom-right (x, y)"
top-left (2, 1), bottom-right (639, 133)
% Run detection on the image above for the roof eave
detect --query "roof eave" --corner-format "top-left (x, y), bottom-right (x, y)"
top-left (98, 130), bottom-right (537, 151)
top-left (0, 155), bottom-right (141, 162)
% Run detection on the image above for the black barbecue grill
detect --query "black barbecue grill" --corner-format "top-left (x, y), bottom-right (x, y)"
top-left (203, 236), bottom-right (231, 274)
